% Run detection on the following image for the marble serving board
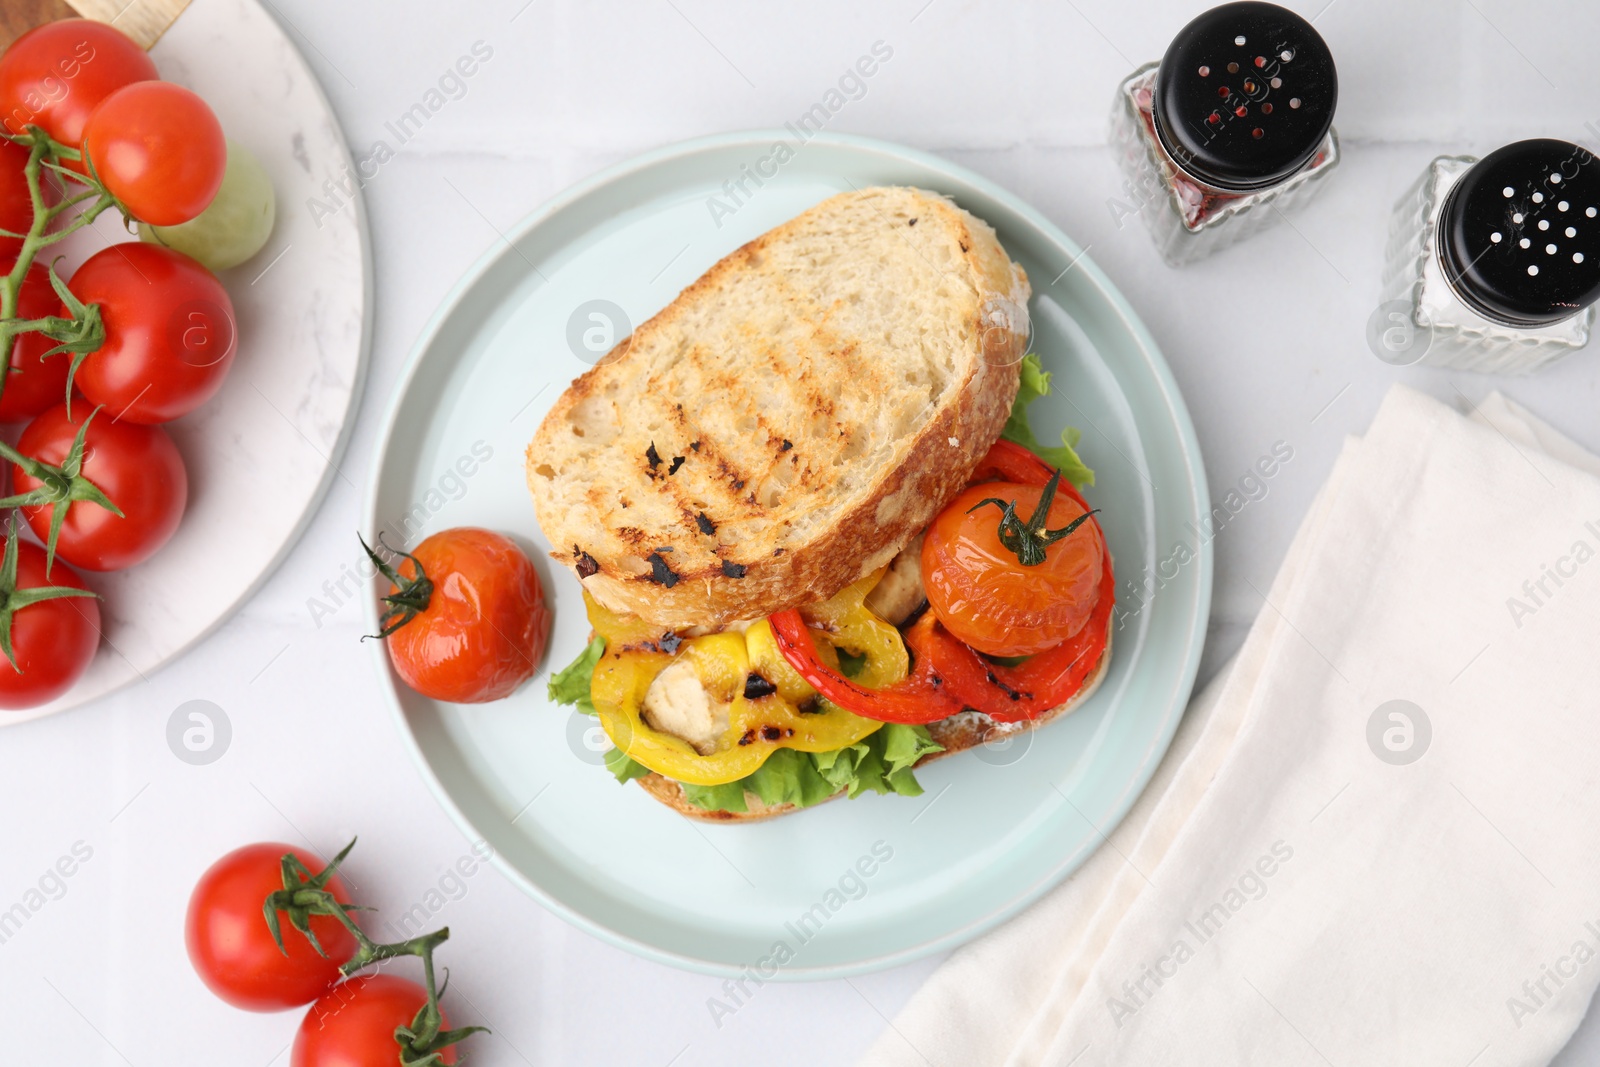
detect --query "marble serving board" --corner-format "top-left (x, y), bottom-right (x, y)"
top-left (2, 0), bottom-right (370, 724)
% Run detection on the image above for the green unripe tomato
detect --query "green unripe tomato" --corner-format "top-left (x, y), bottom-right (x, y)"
top-left (139, 138), bottom-right (275, 271)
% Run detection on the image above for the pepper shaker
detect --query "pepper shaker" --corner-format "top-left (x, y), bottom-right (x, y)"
top-left (1109, 1), bottom-right (1340, 266)
top-left (1380, 139), bottom-right (1599, 374)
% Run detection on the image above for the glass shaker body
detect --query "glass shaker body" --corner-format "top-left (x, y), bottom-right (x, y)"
top-left (1108, 2), bottom-right (1340, 266)
top-left (1381, 146), bottom-right (1597, 375)
top-left (1111, 62), bottom-right (1339, 265)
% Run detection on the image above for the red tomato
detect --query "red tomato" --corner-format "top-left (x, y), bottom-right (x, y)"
top-left (186, 842), bottom-right (358, 1012)
top-left (83, 81), bottom-right (224, 225)
top-left (0, 538), bottom-right (98, 710)
top-left (0, 260), bottom-right (70, 422)
top-left (922, 481), bottom-right (1104, 657)
top-left (69, 242), bottom-right (237, 423)
top-left (292, 976), bottom-right (457, 1067)
top-left (11, 403), bottom-right (187, 571)
top-left (381, 527), bottom-right (550, 703)
top-left (0, 19), bottom-right (157, 145)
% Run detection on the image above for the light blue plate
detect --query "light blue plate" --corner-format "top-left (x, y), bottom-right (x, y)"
top-left (364, 131), bottom-right (1211, 980)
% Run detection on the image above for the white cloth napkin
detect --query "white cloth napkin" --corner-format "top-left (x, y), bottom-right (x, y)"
top-left (863, 386), bottom-right (1600, 1067)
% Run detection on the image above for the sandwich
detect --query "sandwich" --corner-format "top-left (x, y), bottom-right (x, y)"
top-left (528, 186), bottom-right (1113, 822)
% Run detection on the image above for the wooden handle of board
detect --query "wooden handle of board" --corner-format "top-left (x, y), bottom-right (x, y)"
top-left (66, 0), bottom-right (192, 49)
top-left (0, 0), bottom-right (76, 50)
top-left (0, 0), bottom-right (192, 50)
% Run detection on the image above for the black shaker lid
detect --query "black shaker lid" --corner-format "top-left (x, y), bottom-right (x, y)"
top-left (1438, 139), bottom-right (1600, 328)
top-left (1152, 2), bottom-right (1337, 192)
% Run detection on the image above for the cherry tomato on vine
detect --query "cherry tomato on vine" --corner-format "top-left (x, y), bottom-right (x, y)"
top-left (0, 259), bottom-right (70, 422)
top-left (921, 480), bottom-right (1104, 658)
top-left (186, 842), bottom-right (358, 1012)
top-left (10, 403), bottom-right (187, 571)
top-left (292, 975), bottom-right (458, 1067)
top-left (0, 535), bottom-right (98, 710)
top-left (369, 527), bottom-right (551, 704)
top-left (69, 242), bottom-right (237, 424)
top-left (0, 19), bottom-right (156, 145)
top-left (83, 81), bottom-right (225, 225)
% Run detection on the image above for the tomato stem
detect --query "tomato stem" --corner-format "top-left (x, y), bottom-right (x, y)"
top-left (966, 467), bottom-right (1100, 567)
top-left (360, 533), bottom-right (435, 640)
top-left (263, 838), bottom-right (488, 1066)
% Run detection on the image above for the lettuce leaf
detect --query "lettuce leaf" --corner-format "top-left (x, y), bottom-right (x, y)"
top-left (681, 723), bottom-right (945, 813)
top-left (604, 747), bottom-right (651, 784)
top-left (1001, 353), bottom-right (1095, 488)
top-left (547, 637), bottom-right (605, 716)
top-left (681, 779), bottom-right (748, 813)
top-left (745, 748), bottom-right (839, 809)
top-left (880, 722), bottom-right (946, 795)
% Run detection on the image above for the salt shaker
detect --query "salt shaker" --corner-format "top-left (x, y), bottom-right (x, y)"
top-left (1109, 1), bottom-right (1340, 266)
top-left (1380, 139), bottom-right (1600, 375)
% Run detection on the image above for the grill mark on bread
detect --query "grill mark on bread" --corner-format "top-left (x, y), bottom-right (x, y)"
top-left (646, 551), bottom-right (680, 587)
top-left (615, 526), bottom-right (650, 549)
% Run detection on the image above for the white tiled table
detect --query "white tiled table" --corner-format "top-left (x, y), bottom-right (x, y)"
top-left (7, 0), bottom-right (1600, 1062)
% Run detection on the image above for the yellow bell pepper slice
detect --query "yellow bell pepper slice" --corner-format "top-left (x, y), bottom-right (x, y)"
top-left (798, 571), bottom-right (910, 689)
top-left (584, 575), bottom-right (908, 786)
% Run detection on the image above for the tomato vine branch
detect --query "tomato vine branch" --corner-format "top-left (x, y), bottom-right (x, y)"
top-left (0, 515), bottom-right (97, 670)
top-left (0, 126), bottom-right (117, 409)
top-left (263, 838), bottom-right (488, 1067)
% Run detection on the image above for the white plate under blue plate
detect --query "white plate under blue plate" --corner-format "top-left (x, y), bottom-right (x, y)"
top-left (364, 131), bottom-right (1210, 979)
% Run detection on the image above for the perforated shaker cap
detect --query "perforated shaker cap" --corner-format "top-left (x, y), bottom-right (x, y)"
top-left (1152, 1), bottom-right (1337, 192)
top-left (1438, 139), bottom-right (1600, 328)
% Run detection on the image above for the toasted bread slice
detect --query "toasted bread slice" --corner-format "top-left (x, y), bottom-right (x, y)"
top-left (526, 187), bottom-right (1031, 631)
top-left (636, 622), bottom-right (1113, 822)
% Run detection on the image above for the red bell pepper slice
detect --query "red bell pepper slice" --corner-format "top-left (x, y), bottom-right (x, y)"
top-left (768, 609), bottom-right (965, 725)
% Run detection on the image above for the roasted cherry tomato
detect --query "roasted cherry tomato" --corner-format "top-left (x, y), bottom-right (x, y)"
top-left (185, 842), bottom-right (358, 1012)
top-left (83, 81), bottom-right (225, 225)
top-left (922, 482), bottom-right (1104, 658)
top-left (0, 535), bottom-right (98, 710)
top-left (292, 976), bottom-right (458, 1067)
top-left (0, 19), bottom-right (156, 145)
top-left (10, 403), bottom-right (187, 571)
top-left (69, 242), bottom-right (237, 423)
top-left (373, 527), bottom-right (551, 704)
top-left (0, 260), bottom-right (70, 422)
